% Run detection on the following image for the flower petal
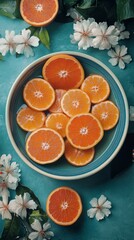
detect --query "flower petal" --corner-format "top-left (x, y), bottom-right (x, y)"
top-left (28, 231), bottom-right (39, 240)
top-left (31, 219), bottom-right (42, 231)
top-left (14, 35), bottom-right (24, 44)
top-left (24, 46), bottom-right (34, 58)
top-left (16, 44), bottom-right (25, 54)
top-left (102, 207), bottom-right (111, 217)
top-left (43, 222), bottom-right (51, 231)
top-left (118, 59), bottom-right (125, 69)
top-left (95, 209), bottom-right (105, 221)
top-left (28, 36), bottom-right (40, 47)
top-left (90, 198), bottom-right (98, 207)
top-left (120, 45), bottom-right (128, 56)
top-left (87, 208), bottom-right (97, 218)
top-left (98, 195), bottom-right (107, 206)
top-left (108, 49), bottom-right (116, 57)
top-left (26, 199), bottom-right (37, 210)
top-left (109, 58), bottom-right (118, 66)
top-left (122, 54), bottom-right (132, 64)
top-left (0, 38), bottom-right (7, 44)
top-left (102, 200), bottom-right (112, 209)
top-left (73, 32), bottom-right (82, 41)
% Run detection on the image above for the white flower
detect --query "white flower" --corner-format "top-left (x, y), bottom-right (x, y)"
top-left (29, 219), bottom-right (54, 240)
top-left (92, 22), bottom-right (119, 50)
top-left (87, 195), bottom-right (112, 221)
top-left (114, 22), bottom-right (130, 40)
top-left (0, 30), bottom-right (16, 56)
top-left (0, 154), bottom-right (21, 183)
top-left (70, 18), bottom-right (97, 50)
top-left (0, 177), bottom-right (18, 198)
top-left (9, 192), bottom-right (37, 218)
top-left (14, 29), bottom-right (40, 58)
top-left (130, 106), bottom-right (134, 121)
top-left (67, 8), bottom-right (84, 22)
top-left (0, 195), bottom-right (12, 220)
top-left (108, 45), bottom-right (132, 69)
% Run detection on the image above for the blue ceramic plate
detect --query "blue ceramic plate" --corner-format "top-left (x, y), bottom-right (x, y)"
top-left (6, 51), bottom-right (129, 180)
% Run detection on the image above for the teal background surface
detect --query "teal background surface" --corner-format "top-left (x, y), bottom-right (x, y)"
top-left (0, 16), bottom-right (134, 240)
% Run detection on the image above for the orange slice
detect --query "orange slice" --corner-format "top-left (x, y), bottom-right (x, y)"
top-left (42, 54), bottom-right (85, 90)
top-left (81, 74), bottom-right (110, 104)
top-left (49, 89), bottom-right (66, 113)
top-left (20, 0), bottom-right (59, 27)
top-left (26, 128), bottom-right (65, 164)
top-left (45, 113), bottom-right (69, 137)
top-left (66, 113), bottom-right (104, 149)
top-left (23, 78), bottom-right (55, 111)
top-left (65, 140), bottom-right (95, 166)
top-left (46, 186), bottom-right (82, 226)
top-left (16, 105), bottom-right (46, 131)
top-left (91, 100), bottom-right (119, 130)
top-left (61, 89), bottom-right (91, 117)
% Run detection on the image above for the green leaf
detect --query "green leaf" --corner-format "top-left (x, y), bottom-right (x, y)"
top-left (39, 27), bottom-right (50, 49)
top-left (16, 183), bottom-right (41, 208)
top-left (0, 0), bottom-right (16, 18)
top-left (77, 0), bottom-right (96, 9)
top-left (63, 0), bottom-right (79, 8)
top-left (1, 215), bottom-right (21, 240)
top-left (0, 54), bottom-right (3, 60)
top-left (29, 209), bottom-right (48, 224)
top-left (13, 0), bottom-right (22, 18)
top-left (116, 0), bottom-right (134, 21)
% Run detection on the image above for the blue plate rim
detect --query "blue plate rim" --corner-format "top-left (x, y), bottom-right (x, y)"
top-left (5, 51), bottom-right (129, 180)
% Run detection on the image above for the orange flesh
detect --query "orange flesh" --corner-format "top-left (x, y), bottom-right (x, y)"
top-left (46, 187), bottom-right (82, 225)
top-left (23, 78), bottom-right (55, 111)
top-left (81, 74), bottom-right (110, 103)
top-left (49, 89), bottom-right (66, 113)
top-left (91, 100), bottom-right (119, 130)
top-left (20, 0), bottom-right (59, 26)
top-left (65, 140), bottom-right (95, 166)
top-left (66, 114), bottom-right (104, 149)
top-left (17, 106), bottom-right (45, 131)
top-left (26, 128), bottom-right (64, 164)
top-left (42, 54), bottom-right (85, 90)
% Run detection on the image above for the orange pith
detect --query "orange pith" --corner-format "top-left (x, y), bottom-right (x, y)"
top-left (61, 89), bottom-right (91, 117)
top-left (46, 187), bottom-right (82, 226)
top-left (65, 140), bottom-right (95, 166)
top-left (45, 113), bottom-right (69, 137)
top-left (49, 89), bottom-right (67, 113)
top-left (26, 128), bottom-right (65, 164)
top-left (42, 54), bottom-right (85, 90)
top-left (66, 113), bottom-right (104, 149)
top-left (91, 100), bottom-right (119, 130)
top-left (16, 105), bottom-right (45, 131)
top-left (81, 74), bottom-right (110, 104)
top-left (20, 0), bottom-right (59, 27)
top-left (23, 78), bottom-right (55, 111)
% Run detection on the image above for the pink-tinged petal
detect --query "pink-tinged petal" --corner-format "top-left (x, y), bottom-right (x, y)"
top-left (99, 39), bottom-right (111, 50)
top-left (14, 35), bottom-right (24, 44)
top-left (87, 208), bottom-right (97, 218)
top-left (31, 219), bottom-right (42, 231)
top-left (73, 32), bottom-right (82, 41)
top-left (92, 27), bottom-right (102, 36)
top-left (108, 49), bottom-right (116, 57)
top-left (120, 45), bottom-right (128, 56)
top-left (109, 58), bottom-right (118, 66)
top-left (92, 36), bottom-right (102, 48)
top-left (98, 195), bottom-right (107, 206)
top-left (2, 209), bottom-right (12, 220)
top-left (28, 36), bottom-right (39, 47)
top-left (118, 59), bottom-right (125, 69)
top-left (102, 207), bottom-right (111, 217)
top-left (95, 209), bottom-right (105, 221)
top-left (74, 21), bottom-right (83, 32)
top-left (24, 46), bottom-right (34, 58)
top-left (28, 232), bottom-right (39, 240)
top-left (0, 38), bottom-right (7, 44)
top-left (122, 55), bottom-right (132, 64)
top-left (90, 197), bottom-right (98, 207)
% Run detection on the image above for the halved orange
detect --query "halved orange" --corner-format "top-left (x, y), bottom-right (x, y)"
top-left (81, 74), bottom-right (110, 104)
top-left (20, 0), bottom-right (59, 27)
top-left (23, 78), bottom-right (55, 111)
top-left (65, 140), bottom-right (95, 166)
top-left (42, 54), bottom-right (85, 90)
top-left (66, 113), bottom-right (104, 149)
top-left (91, 100), bottom-right (119, 130)
top-left (45, 113), bottom-right (69, 137)
top-left (16, 105), bottom-right (46, 131)
top-left (46, 186), bottom-right (82, 226)
top-left (49, 89), bottom-right (66, 113)
top-left (26, 128), bottom-right (65, 164)
top-left (61, 89), bottom-right (91, 117)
